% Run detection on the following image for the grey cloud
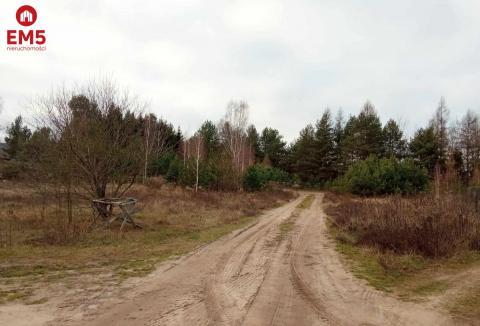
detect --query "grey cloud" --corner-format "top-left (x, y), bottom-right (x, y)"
top-left (1, 0), bottom-right (480, 141)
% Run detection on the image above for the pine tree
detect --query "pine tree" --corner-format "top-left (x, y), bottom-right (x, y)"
top-left (246, 125), bottom-right (261, 162)
top-left (356, 101), bottom-right (384, 158)
top-left (341, 101), bottom-right (383, 165)
top-left (409, 126), bottom-right (441, 175)
top-left (259, 127), bottom-right (286, 167)
top-left (313, 109), bottom-right (337, 181)
top-left (4, 115), bottom-right (32, 159)
top-left (333, 109), bottom-right (345, 174)
top-left (197, 120), bottom-right (220, 160)
top-left (341, 115), bottom-right (358, 166)
top-left (382, 119), bottom-right (407, 159)
top-left (291, 125), bottom-right (317, 183)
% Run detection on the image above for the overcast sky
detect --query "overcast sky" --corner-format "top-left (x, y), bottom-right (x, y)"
top-left (1, 0), bottom-right (480, 141)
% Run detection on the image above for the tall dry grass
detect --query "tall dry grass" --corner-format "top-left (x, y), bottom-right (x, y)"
top-left (0, 178), bottom-right (294, 247)
top-left (129, 180), bottom-right (292, 228)
top-left (0, 188), bottom-right (92, 246)
top-left (326, 193), bottom-right (480, 258)
top-left (0, 178), bottom-right (294, 306)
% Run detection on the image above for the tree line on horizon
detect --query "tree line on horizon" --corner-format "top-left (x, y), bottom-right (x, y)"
top-left (2, 79), bottom-right (480, 197)
top-left (289, 97), bottom-right (480, 189)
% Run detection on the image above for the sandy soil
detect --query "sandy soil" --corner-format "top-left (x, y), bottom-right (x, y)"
top-left (2, 193), bottom-right (457, 325)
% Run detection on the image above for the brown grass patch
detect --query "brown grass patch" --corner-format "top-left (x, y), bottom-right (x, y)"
top-left (325, 193), bottom-right (480, 258)
top-left (0, 179), bottom-right (294, 303)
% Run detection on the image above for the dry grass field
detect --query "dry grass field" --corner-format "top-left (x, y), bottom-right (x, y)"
top-left (0, 178), bottom-right (294, 306)
top-left (324, 192), bottom-right (480, 323)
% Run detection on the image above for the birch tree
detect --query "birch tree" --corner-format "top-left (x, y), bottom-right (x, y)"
top-left (219, 100), bottom-right (249, 171)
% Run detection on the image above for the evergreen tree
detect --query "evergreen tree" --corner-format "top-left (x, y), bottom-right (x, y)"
top-left (259, 127), bottom-right (286, 167)
top-left (157, 120), bottom-right (180, 153)
top-left (24, 127), bottom-right (53, 161)
top-left (355, 101), bottom-right (384, 158)
top-left (409, 126), bottom-right (441, 175)
top-left (382, 119), bottom-right (407, 158)
top-left (197, 120), bottom-right (220, 160)
top-left (341, 101), bottom-right (383, 165)
top-left (313, 109), bottom-right (337, 181)
top-left (4, 115), bottom-right (32, 159)
top-left (291, 125), bottom-right (317, 183)
top-left (281, 144), bottom-right (296, 174)
top-left (173, 127), bottom-right (183, 151)
top-left (341, 115), bottom-right (358, 166)
top-left (333, 109), bottom-right (345, 174)
top-left (246, 124), bottom-right (262, 162)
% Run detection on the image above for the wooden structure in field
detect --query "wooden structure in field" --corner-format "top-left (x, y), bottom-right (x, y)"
top-left (91, 197), bottom-right (142, 230)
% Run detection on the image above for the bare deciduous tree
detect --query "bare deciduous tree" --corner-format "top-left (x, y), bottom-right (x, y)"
top-left (431, 97), bottom-right (450, 160)
top-left (35, 78), bottom-right (146, 199)
top-left (452, 110), bottom-right (480, 183)
top-left (192, 135), bottom-right (204, 193)
top-left (180, 134), bottom-right (205, 192)
top-left (219, 100), bottom-right (249, 172)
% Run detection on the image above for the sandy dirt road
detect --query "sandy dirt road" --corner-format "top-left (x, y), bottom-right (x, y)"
top-left (61, 193), bottom-right (452, 326)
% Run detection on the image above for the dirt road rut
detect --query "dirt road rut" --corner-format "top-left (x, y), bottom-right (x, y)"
top-left (65, 193), bottom-right (452, 326)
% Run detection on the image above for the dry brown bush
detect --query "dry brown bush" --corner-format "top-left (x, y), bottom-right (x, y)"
top-left (326, 193), bottom-right (480, 258)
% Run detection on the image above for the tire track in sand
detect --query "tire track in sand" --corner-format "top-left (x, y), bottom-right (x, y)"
top-left (289, 193), bottom-right (453, 326)
top-left (204, 195), bottom-right (306, 325)
top-left (63, 192), bottom-right (456, 326)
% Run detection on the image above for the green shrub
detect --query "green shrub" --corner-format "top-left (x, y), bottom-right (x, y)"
top-left (177, 159), bottom-right (194, 187)
top-left (150, 151), bottom-right (176, 176)
top-left (165, 157), bottom-right (181, 182)
top-left (167, 158), bottom-right (222, 190)
top-left (337, 156), bottom-right (428, 196)
top-left (243, 164), bottom-right (290, 192)
top-left (243, 165), bottom-right (267, 191)
top-left (165, 159), bottom-right (290, 192)
top-left (198, 161), bottom-right (220, 189)
top-left (265, 166), bottom-right (290, 183)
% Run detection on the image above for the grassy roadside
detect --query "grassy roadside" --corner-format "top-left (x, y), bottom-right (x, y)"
top-left (328, 223), bottom-right (480, 318)
top-left (450, 284), bottom-right (480, 321)
top-left (0, 216), bottom-right (257, 304)
top-left (324, 193), bottom-right (480, 321)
